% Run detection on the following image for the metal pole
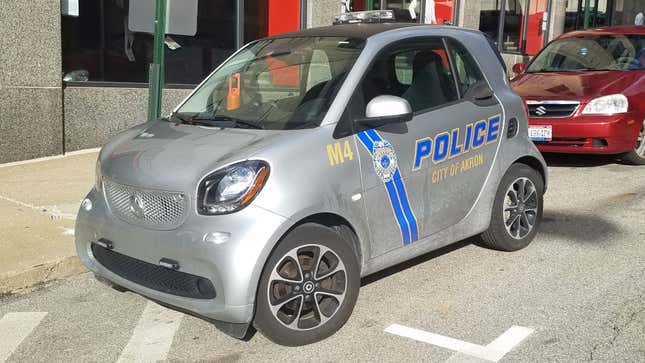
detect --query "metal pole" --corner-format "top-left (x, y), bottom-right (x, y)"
top-left (148, 0), bottom-right (167, 120)
top-left (583, 0), bottom-right (591, 29)
top-left (497, 0), bottom-right (506, 52)
top-left (235, 0), bottom-right (244, 49)
top-left (300, 0), bottom-right (307, 29)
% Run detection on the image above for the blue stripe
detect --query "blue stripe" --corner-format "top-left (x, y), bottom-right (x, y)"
top-left (357, 131), bottom-right (374, 151)
top-left (356, 129), bottom-right (418, 245)
top-left (393, 170), bottom-right (418, 243)
top-left (384, 180), bottom-right (411, 244)
top-left (365, 129), bottom-right (381, 142)
top-left (371, 129), bottom-right (418, 243)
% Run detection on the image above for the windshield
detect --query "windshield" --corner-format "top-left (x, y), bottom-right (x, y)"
top-left (527, 34), bottom-right (645, 73)
top-left (172, 36), bottom-right (364, 130)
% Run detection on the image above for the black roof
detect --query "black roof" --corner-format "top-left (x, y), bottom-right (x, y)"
top-left (268, 23), bottom-right (422, 40)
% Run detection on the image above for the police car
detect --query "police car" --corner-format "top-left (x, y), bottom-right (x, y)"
top-left (76, 20), bottom-right (547, 346)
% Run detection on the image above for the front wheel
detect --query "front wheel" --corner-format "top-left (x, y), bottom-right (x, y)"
top-left (480, 163), bottom-right (544, 251)
top-left (254, 223), bottom-right (360, 346)
top-left (620, 120), bottom-right (645, 165)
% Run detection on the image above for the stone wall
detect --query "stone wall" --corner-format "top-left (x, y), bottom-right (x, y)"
top-left (307, 0), bottom-right (341, 28)
top-left (63, 87), bottom-right (191, 152)
top-left (0, 0), bottom-right (63, 163)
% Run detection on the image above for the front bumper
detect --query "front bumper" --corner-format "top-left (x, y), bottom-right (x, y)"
top-left (529, 113), bottom-right (642, 154)
top-left (75, 188), bottom-right (288, 325)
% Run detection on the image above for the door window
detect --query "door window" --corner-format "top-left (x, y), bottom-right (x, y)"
top-left (447, 39), bottom-right (486, 97)
top-left (359, 38), bottom-right (458, 113)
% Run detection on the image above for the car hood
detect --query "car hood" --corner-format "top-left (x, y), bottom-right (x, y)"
top-left (100, 120), bottom-right (289, 193)
top-left (510, 71), bottom-right (640, 101)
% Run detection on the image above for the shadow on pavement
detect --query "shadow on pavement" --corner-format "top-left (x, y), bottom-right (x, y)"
top-left (539, 210), bottom-right (621, 243)
top-left (361, 238), bottom-right (474, 287)
top-left (543, 153), bottom-right (621, 167)
top-left (361, 208), bottom-right (623, 287)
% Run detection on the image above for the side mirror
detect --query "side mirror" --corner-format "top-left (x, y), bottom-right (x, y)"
top-left (355, 95), bottom-right (413, 127)
top-left (512, 63), bottom-right (526, 75)
top-left (63, 69), bottom-right (89, 82)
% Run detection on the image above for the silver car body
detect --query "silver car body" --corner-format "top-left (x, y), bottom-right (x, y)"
top-left (75, 24), bottom-right (546, 336)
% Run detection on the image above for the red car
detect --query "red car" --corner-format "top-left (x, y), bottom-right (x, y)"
top-left (511, 26), bottom-right (645, 165)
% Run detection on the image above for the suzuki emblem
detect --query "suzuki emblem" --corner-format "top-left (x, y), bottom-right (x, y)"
top-left (535, 106), bottom-right (547, 116)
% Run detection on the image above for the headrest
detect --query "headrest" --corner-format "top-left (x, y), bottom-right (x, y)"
top-left (412, 50), bottom-right (443, 72)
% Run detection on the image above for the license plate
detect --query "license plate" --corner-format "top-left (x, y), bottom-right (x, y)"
top-left (529, 125), bottom-right (552, 141)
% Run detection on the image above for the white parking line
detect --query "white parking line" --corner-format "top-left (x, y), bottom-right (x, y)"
top-left (117, 302), bottom-right (183, 363)
top-left (0, 312), bottom-right (48, 363)
top-left (385, 324), bottom-right (533, 362)
top-left (0, 194), bottom-right (77, 221)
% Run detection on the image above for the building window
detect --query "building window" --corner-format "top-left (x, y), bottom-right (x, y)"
top-left (564, 1), bottom-right (645, 32)
top-left (61, 0), bottom-right (301, 86)
top-left (479, 0), bottom-right (548, 56)
top-left (501, 0), bottom-right (524, 52)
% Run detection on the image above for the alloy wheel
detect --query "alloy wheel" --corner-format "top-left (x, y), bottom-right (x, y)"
top-left (503, 177), bottom-right (539, 240)
top-left (267, 244), bottom-right (347, 331)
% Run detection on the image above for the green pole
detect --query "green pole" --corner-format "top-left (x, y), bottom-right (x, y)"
top-left (148, 0), bottom-right (167, 121)
top-left (583, 0), bottom-right (591, 29)
top-left (366, 0), bottom-right (373, 10)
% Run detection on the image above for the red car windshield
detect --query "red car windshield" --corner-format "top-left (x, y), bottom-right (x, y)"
top-left (527, 34), bottom-right (645, 72)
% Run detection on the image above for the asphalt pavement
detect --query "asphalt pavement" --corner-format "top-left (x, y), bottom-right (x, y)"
top-left (1, 154), bottom-right (644, 363)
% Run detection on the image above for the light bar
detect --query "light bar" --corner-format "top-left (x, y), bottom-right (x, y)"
top-left (333, 10), bottom-right (395, 25)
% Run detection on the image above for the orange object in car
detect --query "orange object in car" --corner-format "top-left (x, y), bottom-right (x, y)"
top-left (226, 73), bottom-right (241, 110)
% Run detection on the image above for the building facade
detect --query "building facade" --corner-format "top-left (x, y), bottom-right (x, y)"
top-left (0, 0), bottom-right (643, 163)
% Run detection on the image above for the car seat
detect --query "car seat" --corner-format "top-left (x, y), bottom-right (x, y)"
top-left (402, 50), bottom-right (455, 111)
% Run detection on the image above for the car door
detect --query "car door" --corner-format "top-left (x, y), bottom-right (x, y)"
top-left (419, 38), bottom-right (503, 234)
top-left (349, 37), bottom-right (503, 258)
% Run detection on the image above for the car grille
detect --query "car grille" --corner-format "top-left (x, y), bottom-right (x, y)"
top-left (527, 101), bottom-right (579, 118)
top-left (92, 243), bottom-right (216, 299)
top-left (103, 179), bottom-right (188, 230)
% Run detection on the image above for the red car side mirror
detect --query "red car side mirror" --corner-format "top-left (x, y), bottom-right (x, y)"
top-left (512, 63), bottom-right (526, 75)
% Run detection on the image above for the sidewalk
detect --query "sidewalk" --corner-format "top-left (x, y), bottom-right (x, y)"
top-left (0, 151), bottom-right (98, 294)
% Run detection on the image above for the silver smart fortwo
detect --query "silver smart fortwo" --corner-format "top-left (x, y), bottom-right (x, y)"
top-left (76, 21), bottom-right (547, 346)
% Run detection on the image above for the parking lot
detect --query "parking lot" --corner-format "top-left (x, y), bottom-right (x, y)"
top-left (1, 154), bottom-right (644, 363)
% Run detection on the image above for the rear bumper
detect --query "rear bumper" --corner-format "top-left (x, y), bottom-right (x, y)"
top-left (529, 114), bottom-right (642, 154)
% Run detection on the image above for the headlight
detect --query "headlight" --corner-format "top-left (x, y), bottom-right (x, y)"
top-left (95, 158), bottom-right (102, 192)
top-left (197, 160), bottom-right (270, 215)
top-left (582, 94), bottom-right (628, 115)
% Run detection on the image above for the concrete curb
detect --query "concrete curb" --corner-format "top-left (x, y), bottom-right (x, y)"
top-left (0, 256), bottom-right (87, 295)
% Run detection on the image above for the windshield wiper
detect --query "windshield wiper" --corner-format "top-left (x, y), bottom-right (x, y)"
top-left (169, 112), bottom-right (190, 124)
top-left (190, 115), bottom-right (264, 129)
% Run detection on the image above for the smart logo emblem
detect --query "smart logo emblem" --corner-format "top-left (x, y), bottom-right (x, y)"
top-left (372, 140), bottom-right (398, 182)
top-left (129, 194), bottom-right (146, 219)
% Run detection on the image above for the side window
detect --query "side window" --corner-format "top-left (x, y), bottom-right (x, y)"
top-left (394, 53), bottom-right (413, 85)
top-left (359, 38), bottom-right (458, 113)
top-left (447, 39), bottom-right (486, 96)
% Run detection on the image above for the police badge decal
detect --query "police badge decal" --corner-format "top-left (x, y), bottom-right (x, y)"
top-left (372, 140), bottom-right (398, 182)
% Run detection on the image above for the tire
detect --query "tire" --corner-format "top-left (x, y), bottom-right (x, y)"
top-left (620, 120), bottom-right (645, 165)
top-left (254, 223), bottom-right (360, 346)
top-left (480, 163), bottom-right (544, 252)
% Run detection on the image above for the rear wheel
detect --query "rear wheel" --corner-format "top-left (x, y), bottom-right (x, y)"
top-left (620, 120), bottom-right (645, 165)
top-left (480, 163), bottom-right (544, 251)
top-left (254, 223), bottom-right (360, 346)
